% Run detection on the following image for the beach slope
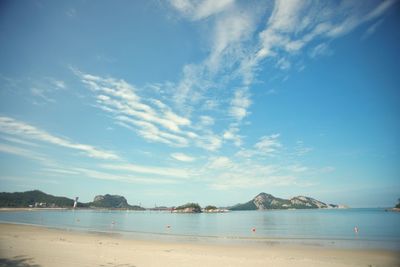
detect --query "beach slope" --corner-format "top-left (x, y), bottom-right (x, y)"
top-left (0, 223), bottom-right (399, 267)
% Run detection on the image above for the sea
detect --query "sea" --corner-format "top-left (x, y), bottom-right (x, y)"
top-left (1, 208), bottom-right (399, 250)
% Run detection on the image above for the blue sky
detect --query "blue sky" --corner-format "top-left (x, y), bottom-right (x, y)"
top-left (0, 0), bottom-right (399, 208)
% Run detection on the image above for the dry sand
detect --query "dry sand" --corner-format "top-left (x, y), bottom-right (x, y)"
top-left (0, 223), bottom-right (399, 267)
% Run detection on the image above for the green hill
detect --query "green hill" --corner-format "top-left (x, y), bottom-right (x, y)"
top-left (0, 190), bottom-right (87, 208)
top-left (0, 190), bottom-right (144, 210)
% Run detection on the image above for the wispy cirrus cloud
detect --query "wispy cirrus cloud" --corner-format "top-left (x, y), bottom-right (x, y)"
top-left (255, 0), bottom-right (396, 67)
top-left (169, 0), bottom-right (234, 21)
top-left (167, 0), bottom-right (396, 153)
top-left (309, 42), bottom-right (333, 58)
top-left (0, 116), bottom-right (119, 160)
top-left (70, 167), bottom-right (178, 185)
top-left (168, 1), bottom-right (262, 139)
top-left (30, 77), bottom-right (67, 104)
top-left (229, 87), bottom-right (252, 121)
top-left (76, 70), bottom-right (191, 144)
top-left (293, 140), bottom-right (313, 156)
top-left (0, 143), bottom-right (48, 162)
top-left (236, 134), bottom-right (282, 158)
top-left (171, 152), bottom-right (195, 162)
top-left (362, 19), bottom-right (384, 40)
top-left (254, 134), bottom-right (282, 155)
top-left (0, 135), bottom-right (39, 147)
top-left (100, 163), bottom-right (191, 179)
top-left (203, 155), bottom-right (300, 190)
top-left (207, 156), bottom-right (233, 169)
top-left (223, 125), bottom-right (242, 147)
top-left (74, 69), bottom-right (223, 151)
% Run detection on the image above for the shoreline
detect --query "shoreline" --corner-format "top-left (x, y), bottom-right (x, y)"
top-left (1, 223), bottom-right (400, 267)
top-left (1, 220), bottom-right (399, 251)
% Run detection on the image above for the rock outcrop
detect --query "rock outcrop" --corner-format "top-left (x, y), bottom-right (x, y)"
top-left (90, 194), bottom-right (144, 210)
top-left (230, 192), bottom-right (337, 210)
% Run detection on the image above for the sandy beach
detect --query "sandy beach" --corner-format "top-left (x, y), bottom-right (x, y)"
top-left (0, 223), bottom-right (399, 267)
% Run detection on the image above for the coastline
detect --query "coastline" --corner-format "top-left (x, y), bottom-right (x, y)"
top-left (1, 223), bottom-right (399, 267)
top-left (0, 207), bottom-right (145, 212)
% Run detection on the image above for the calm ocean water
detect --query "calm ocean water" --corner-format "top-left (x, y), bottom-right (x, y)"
top-left (1, 208), bottom-right (399, 250)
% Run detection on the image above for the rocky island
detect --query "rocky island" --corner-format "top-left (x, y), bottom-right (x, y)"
top-left (89, 194), bottom-right (144, 210)
top-left (171, 203), bottom-right (202, 213)
top-left (229, 192), bottom-right (339, 210)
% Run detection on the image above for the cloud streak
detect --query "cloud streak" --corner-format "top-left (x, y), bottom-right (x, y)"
top-left (0, 116), bottom-right (119, 160)
top-left (255, 0), bottom-right (396, 66)
top-left (75, 70), bottom-right (223, 151)
top-left (171, 152), bottom-right (195, 162)
top-left (169, 0), bottom-right (234, 21)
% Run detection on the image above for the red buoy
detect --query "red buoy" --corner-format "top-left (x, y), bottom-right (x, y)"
top-left (251, 227), bottom-right (256, 232)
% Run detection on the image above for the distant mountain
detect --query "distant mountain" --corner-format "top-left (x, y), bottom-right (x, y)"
top-left (89, 194), bottom-right (144, 210)
top-left (230, 192), bottom-right (337, 210)
top-left (0, 190), bottom-right (87, 208)
top-left (0, 190), bottom-right (144, 210)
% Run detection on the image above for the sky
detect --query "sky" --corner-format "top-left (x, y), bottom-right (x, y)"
top-left (0, 0), bottom-right (399, 208)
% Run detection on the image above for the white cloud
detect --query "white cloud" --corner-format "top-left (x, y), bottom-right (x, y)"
top-left (76, 70), bottom-right (193, 145)
top-left (100, 163), bottom-right (190, 178)
top-left (0, 143), bottom-right (48, 162)
top-left (309, 42), bottom-right (333, 58)
top-left (254, 134), bottom-right (281, 155)
top-left (229, 88), bottom-right (251, 121)
top-left (294, 140), bottom-right (313, 156)
top-left (223, 125), bottom-right (242, 147)
top-left (287, 164), bottom-right (308, 173)
top-left (202, 99), bottom-right (219, 110)
top-left (167, 2), bottom-right (261, 136)
top-left (255, 0), bottom-right (396, 73)
top-left (0, 116), bottom-right (119, 160)
top-left (267, 0), bottom-right (309, 33)
top-left (199, 115), bottom-right (214, 127)
top-left (164, 3), bottom-right (265, 150)
top-left (196, 134), bottom-right (222, 151)
top-left (362, 19), bottom-right (384, 40)
top-left (325, 0), bottom-right (395, 38)
top-left (116, 116), bottom-right (189, 147)
top-left (31, 87), bottom-right (55, 103)
top-left (207, 156), bottom-right (232, 169)
top-left (207, 8), bottom-right (255, 72)
top-left (73, 167), bottom-right (177, 185)
top-left (171, 152), bottom-right (195, 162)
top-left (66, 8), bottom-right (77, 18)
top-left (203, 155), bottom-right (300, 190)
top-left (275, 57), bottom-right (291, 70)
top-left (27, 78), bottom-right (67, 104)
top-left (236, 134), bottom-right (282, 158)
top-left (0, 135), bottom-right (39, 147)
top-left (169, 0), bottom-right (234, 21)
top-left (52, 79), bottom-right (66, 89)
top-left (75, 70), bottom-right (227, 152)
top-left (209, 175), bottom-right (297, 190)
top-left (40, 167), bottom-right (80, 175)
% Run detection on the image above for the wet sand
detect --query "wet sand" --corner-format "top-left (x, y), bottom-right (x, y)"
top-left (0, 223), bottom-right (399, 267)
